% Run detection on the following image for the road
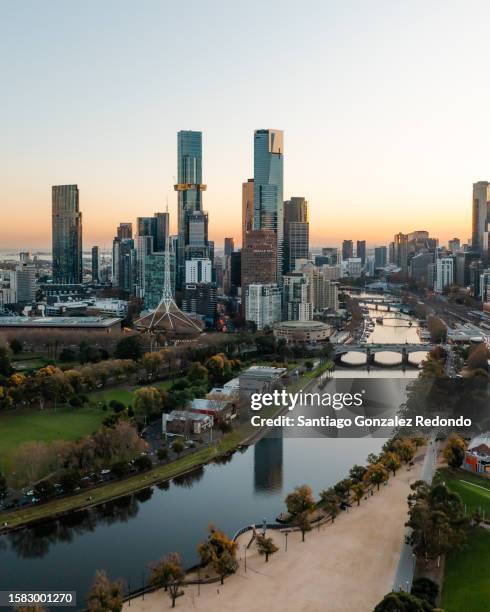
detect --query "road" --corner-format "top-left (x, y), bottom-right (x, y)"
top-left (392, 435), bottom-right (439, 592)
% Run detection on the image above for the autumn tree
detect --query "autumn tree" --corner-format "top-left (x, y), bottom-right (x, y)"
top-left (443, 433), bottom-right (466, 469)
top-left (364, 463), bottom-right (389, 491)
top-left (256, 534), bottom-right (279, 562)
top-left (133, 386), bottom-right (164, 419)
top-left (383, 452), bottom-right (401, 477)
top-left (294, 511), bottom-right (312, 542)
top-left (351, 483), bottom-right (365, 506)
top-left (197, 525), bottom-right (238, 584)
top-left (86, 570), bottom-right (124, 612)
top-left (148, 552), bottom-right (184, 607)
top-left (285, 484), bottom-right (315, 516)
top-left (319, 489), bottom-right (340, 522)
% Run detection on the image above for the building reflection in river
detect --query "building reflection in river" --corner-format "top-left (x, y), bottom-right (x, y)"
top-left (254, 436), bottom-right (283, 494)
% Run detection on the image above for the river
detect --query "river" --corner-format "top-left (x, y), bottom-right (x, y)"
top-left (0, 294), bottom-right (423, 608)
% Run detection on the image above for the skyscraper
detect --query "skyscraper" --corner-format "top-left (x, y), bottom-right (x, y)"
top-left (374, 246), bottom-right (387, 269)
top-left (241, 229), bottom-right (277, 318)
top-left (91, 246), bottom-right (99, 283)
top-left (284, 197), bottom-right (309, 274)
top-left (253, 129), bottom-right (284, 281)
top-left (117, 223), bottom-right (133, 240)
top-left (52, 185), bottom-right (82, 284)
top-left (472, 181), bottom-right (490, 257)
top-left (356, 240), bottom-right (366, 265)
top-left (242, 178), bottom-right (254, 244)
top-left (224, 237), bottom-right (235, 257)
top-left (175, 131), bottom-right (206, 288)
top-left (342, 240), bottom-right (353, 261)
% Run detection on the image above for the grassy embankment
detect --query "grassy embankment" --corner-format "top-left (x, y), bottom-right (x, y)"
top-left (0, 365), bottom-right (322, 530)
top-left (437, 468), bottom-right (490, 611)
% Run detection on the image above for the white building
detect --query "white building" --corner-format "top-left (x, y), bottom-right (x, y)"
top-left (283, 274), bottom-right (313, 321)
top-left (343, 258), bottom-right (362, 278)
top-left (245, 284), bottom-right (282, 330)
top-left (321, 264), bottom-right (342, 280)
top-left (185, 258), bottom-right (212, 284)
top-left (435, 257), bottom-right (454, 292)
top-left (479, 269), bottom-right (490, 302)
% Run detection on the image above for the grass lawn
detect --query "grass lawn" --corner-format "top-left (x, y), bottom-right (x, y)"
top-left (88, 379), bottom-right (173, 406)
top-left (436, 468), bottom-right (490, 516)
top-left (441, 527), bottom-right (490, 612)
top-left (0, 406), bottom-right (106, 472)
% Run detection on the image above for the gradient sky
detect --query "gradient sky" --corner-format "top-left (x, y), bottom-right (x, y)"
top-left (2, 0), bottom-right (490, 250)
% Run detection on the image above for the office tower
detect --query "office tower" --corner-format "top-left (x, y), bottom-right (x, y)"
top-left (283, 274), bottom-right (313, 321)
top-left (435, 257), bottom-right (454, 292)
top-left (184, 210), bottom-right (211, 260)
top-left (230, 251), bottom-right (241, 295)
top-left (374, 246), bottom-right (387, 269)
top-left (356, 240), bottom-right (366, 265)
top-left (15, 262), bottom-right (36, 303)
top-left (117, 223), bottom-right (133, 240)
top-left (472, 181), bottom-right (490, 256)
top-left (342, 240), bottom-right (353, 261)
top-left (253, 129), bottom-right (284, 281)
top-left (185, 259), bottom-right (212, 284)
top-left (137, 217), bottom-right (157, 241)
top-left (448, 237), bottom-right (461, 253)
top-left (143, 250), bottom-right (176, 310)
top-left (409, 252), bottom-right (434, 286)
top-left (241, 229), bottom-right (277, 305)
top-left (182, 283), bottom-right (217, 319)
top-left (91, 246), bottom-right (99, 283)
top-left (224, 237), bottom-right (235, 257)
top-left (175, 131), bottom-right (206, 288)
top-left (388, 241), bottom-right (395, 264)
top-left (284, 197), bottom-right (309, 274)
top-left (394, 232), bottom-right (409, 274)
top-left (154, 212), bottom-right (169, 252)
top-left (245, 284), bottom-right (282, 329)
top-left (52, 185), bottom-right (82, 284)
top-left (242, 179), bottom-right (254, 243)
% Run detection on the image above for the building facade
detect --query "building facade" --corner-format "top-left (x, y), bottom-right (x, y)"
top-left (52, 185), bottom-right (82, 284)
top-left (245, 284), bottom-right (282, 330)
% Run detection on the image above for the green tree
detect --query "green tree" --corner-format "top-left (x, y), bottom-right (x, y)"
top-left (411, 577), bottom-right (439, 607)
top-left (285, 484), bottom-right (315, 516)
top-left (0, 345), bottom-right (13, 377)
top-left (351, 483), bottom-right (365, 506)
top-left (33, 479), bottom-right (55, 501)
top-left (374, 591), bottom-right (432, 611)
top-left (59, 469), bottom-right (81, 493)
top-left (134, 454), bottom-right (152, 471)
top-left (133, 386), bottom-right (163, 419)
top-left (115, 335), bottom-right (143, 361)
top-left (256, 534), bottom-right (279, 562)
top-left (86, 570), bottom-right (124, 612)
top-left (319, 489), bottom-right (340, 522)
top-left (171, 438), bottom-right (185, 457)
top-left (349, 464), bottom-right (367, 483)
top-left (187, 362), bottom-right (209, 385)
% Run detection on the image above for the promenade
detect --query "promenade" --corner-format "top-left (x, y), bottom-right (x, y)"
top-left (125, 448), bottom-right (425, 612)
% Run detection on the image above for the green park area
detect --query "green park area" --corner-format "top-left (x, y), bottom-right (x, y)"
top-left (0, 405), bottom-right (107, 472)
top-left (441, 527), bottom-right (490, 612)
top-left (436, 469), bottom-right (490, 611)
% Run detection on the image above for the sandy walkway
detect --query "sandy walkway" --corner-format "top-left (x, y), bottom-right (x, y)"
top-left (124, 451), bottom-right (424, 612)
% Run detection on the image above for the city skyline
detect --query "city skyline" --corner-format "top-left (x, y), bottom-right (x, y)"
top-left (5, 1), bottom-right (490, 248)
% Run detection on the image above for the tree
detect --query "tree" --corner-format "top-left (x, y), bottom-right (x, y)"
top-left (157, 447), bottom-right (169, 461)
top-left (383, 452), bottom-right (401, 477)
top-left (86, 570), bottom-right (124, 612)
top-left (374, 591), bottom-right (433, 611)
top-left (0, 345), bottom-right (13, 376)
top-left (171, 438), bottom-right (185, 457)
top-left (133, 386), bottom-right (163, 419)
top-left (134, 454), bottom-right (152, 471)
top-left (9, 338), bottom-right (23, 355)
top-left (411, 577), bottom-right (439, 607)
top-left (115, 335), bottom-right (143, 361)
top-left (285, 484), bottom-right (315, 516)
top-left (256, 533), bottom-right (279, 562)
top-left (467, 343), bottom-right (489, 371)
top-left (59, 469), bottom-right (81, 493)
top-left (0, 472), bottom-right (8, 499)
top-left (187, 362), bottom-right (209, 385)
top-left (141, 351), bottom-right (163, 380)
top-left (319, 489), bottom-right (340, 522)
top-left (197, 525), bottom-right (238, 584)
top-left (443, 433), bottom-right (466, 469)
top-left (364, 463), bottom-right (389, 491)
top-left (427, 315), bottom-right (447, 343)
top-left (333, 478), bottom-right (352, 498)
top-left (393, 438), bottom-right (416, 464)
top-left (351, 483), bottom-right (365, 506)
top-left (294, 511), bottom-right (312, 542)
top-left (349, 464), bottom-right (367, 484)
top-left (33, 479), bottom-right (55, 501)
top-left (148, 552), bottom-right (184, 607)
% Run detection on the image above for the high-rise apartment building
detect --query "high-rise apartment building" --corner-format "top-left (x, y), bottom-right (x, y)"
top-left (175, 131), bottom-right (206, 288)
top-left (374, 246), bottom-right (387, 269)
top-left (241, 230), bottom-right (277, 318)
top-left (394, 232), bottom-right (409, 274)
top-left (253, 129), bottom-right (284, 281)
top-left (472, 181), bottom-right (490, 257)
top-left (15, 262), bottom-right (36, 303)
top-left (52, 185), bottom-right (82, 284)
top-left (245, 284), bottom-right (282, 330)
top-left (435, 257), bottom-right (454, 293)
top-left (284, 197), bottom-right (309, 274)
top-left (283, 273), bottom-right (313, 321)
top-left (185, 259), bottom-right (212, 284)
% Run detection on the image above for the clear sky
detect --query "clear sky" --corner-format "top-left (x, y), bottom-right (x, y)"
top-left (2, 0), bottom-right (490, 250)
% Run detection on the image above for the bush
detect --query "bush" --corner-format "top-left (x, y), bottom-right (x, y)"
top-left (109, 399), bottom-right (126, 413)
top-left (69, 395), bottom-right (83, 408)
top-left (157, 447), bottom-right (169, 461)
top-left (134, 454), bottom-right (152, 471)
top-left (60, 347), bottom-right (77, 362)
top-left (411, 577), bottom-right (439, 607)
top-left (9, 338), bottom-right (23, 355)
top-left (111, 461), bottom-right (130, 477)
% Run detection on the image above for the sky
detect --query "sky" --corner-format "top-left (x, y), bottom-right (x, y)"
top-left (2, 0), bottom-right (490, 250)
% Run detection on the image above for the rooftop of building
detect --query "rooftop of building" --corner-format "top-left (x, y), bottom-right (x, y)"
top-left (0, 316), bottom-right (121, 328)
top-left (239, 365), bottom-right (287, 379)
top-left (273, 320), bottom-right (330, 330)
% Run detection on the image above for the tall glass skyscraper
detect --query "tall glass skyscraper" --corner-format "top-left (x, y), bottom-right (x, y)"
top-left (253, 129), bottom-right (284, 281)
top-left (174, 131), bottom-right (206, 288)
top-left (52, 185), bottom-right (82, 284)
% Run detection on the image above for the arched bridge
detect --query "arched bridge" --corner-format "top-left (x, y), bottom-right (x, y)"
top-left (334, 343), bottom-right (434, 366)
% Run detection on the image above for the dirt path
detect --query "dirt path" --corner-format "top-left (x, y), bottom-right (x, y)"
top-left (125, 450), bottom-right (425, 612)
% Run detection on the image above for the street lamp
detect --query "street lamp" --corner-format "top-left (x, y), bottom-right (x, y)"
top-left (243, 544), bottom-right (247, 572)
top-left (284, 529), bottom-right (291, 551)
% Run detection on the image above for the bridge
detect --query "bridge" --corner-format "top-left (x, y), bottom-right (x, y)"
top-left (334, 343), bottom-right (434, 366)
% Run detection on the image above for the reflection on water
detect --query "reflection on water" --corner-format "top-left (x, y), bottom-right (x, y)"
top-left (254, 437), bottom-right (283, 493)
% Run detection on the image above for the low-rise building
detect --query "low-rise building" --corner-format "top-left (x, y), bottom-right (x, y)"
top-left (463, 432), bottom-right (490, 476)
top-left (188, 397), bottom-right (237, 422)
top-left (238, 365), bottom-right (287, 398)
top-left (273, 320), bottom-right (331, 344)
top-left (162, 410), bottom-right (213, 435)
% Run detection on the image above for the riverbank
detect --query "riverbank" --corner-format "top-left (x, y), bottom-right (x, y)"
top-left (124, 447), bottom-right (426, 611)
top-left (0, 367), bottom-right (326, 533)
